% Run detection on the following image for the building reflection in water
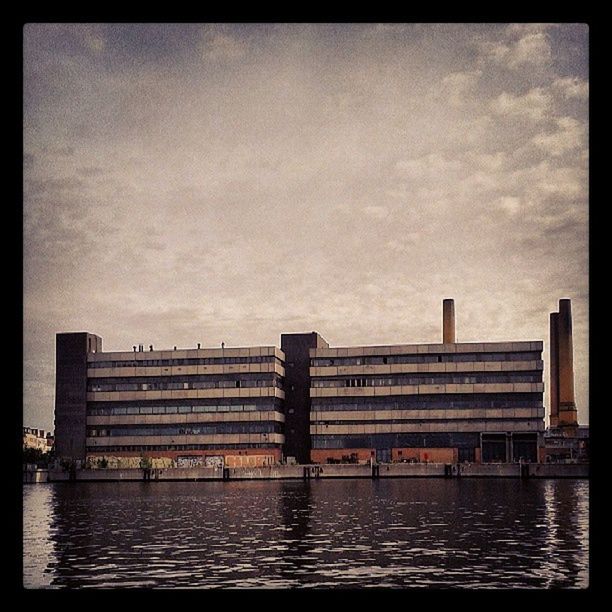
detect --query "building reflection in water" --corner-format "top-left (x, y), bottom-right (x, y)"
top-left (277, 480), bottom-right (313, 580)
top-left (24, 478), bottom-right (588, 589)
top-left (540, 480), bottom-right (589, 588)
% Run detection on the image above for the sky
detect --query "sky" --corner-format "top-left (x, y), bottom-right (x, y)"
top-left (23, 23), bottom-right (589, 433)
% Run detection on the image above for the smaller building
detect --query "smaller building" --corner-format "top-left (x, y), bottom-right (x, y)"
top-left (23, 427), bottom-right (52, 453)
top-left (542, 425), bottom-right (589, 464)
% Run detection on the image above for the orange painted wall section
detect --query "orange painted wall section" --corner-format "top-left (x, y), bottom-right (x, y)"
top-left (392, 447), bottom-right (458, 463)
top-left (310, 448), bottom-right (374, 464)
top-left (311, 447), bottom-right (465, 464)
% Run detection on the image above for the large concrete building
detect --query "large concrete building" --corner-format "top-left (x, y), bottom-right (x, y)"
top-left (54, 299), bottom-right (557, 467)
top-left (307, 303), bottom-right (544, 465)
top-left (55, 334), bottom-right (286, 467)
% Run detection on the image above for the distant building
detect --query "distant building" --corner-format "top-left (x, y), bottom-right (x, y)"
top-left (23, 427), bottom-right (51, 453)
top-left (54, 298), bottom-right (557, 466)
top-left (542, 425), bottom-right (589, 464)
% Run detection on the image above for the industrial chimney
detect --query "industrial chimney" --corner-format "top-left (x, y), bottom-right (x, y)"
top-left (557, 299), bottom-right (578, 429)
top-left (443, 299), bottom-right (456, 343)
top-left (549, 299), bottom-right (578, 432)
top-left (549, 312), bottom-right (559, 428)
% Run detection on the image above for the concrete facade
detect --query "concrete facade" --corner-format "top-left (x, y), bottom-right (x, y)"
top-left (55, 332), bottom-right (102, 461)
top-left (309, 340), bottom-right (544, 464)
top-left (307, 301), bottom-right (544, 465)
top-left (54, 299), bottom-right (553, 468)
top-left (55, 335), bottom-right (287, 467)
top-left (281, 332), bottom-right (329, 464)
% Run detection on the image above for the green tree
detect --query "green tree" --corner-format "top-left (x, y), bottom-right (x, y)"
top-left (23, 447), bottom-right (51, 466)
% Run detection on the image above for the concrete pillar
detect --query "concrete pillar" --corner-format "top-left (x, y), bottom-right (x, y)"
top-left (549, 312), bottom-right (559, 428)
top-left (557, 299), bottom-right (578, 427)
top-left (443, 299), bottom-right (455, 343)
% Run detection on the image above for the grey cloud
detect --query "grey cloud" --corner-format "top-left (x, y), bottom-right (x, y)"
top-left (24, 24), bottom-right (589, 432)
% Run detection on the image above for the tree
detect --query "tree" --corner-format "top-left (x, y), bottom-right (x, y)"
top-left (23, 447), bottom-right (52, 467)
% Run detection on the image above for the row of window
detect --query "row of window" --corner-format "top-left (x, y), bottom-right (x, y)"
top-left (86, 443), bottom-right (279, 452)
top-left (89, 356), bottom-right (281, 368)
top-left (89, 378), bottom-right (282, 392)
top-left (312, 398), bottom-right (543, 411)
top-left (312, 432), bottom-right (483, 448)
top-left (311, 352), bottom-right (540, 367)
top-left (312, 416), bottom-right (537, 426)
top-left (88, 422), bottom-right (282, 437)
top-left (313, 392), bottom-right (540, 406)
top-left (87, 403), bottom-right (279, 416)
top-left (89, 373), bottom-right (282, 385)
top-left (311, 372), bottom-right (540, 388)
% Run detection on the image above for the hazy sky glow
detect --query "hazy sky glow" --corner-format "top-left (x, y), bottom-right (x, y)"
top-left (24, 23), bottom-right (589, 432)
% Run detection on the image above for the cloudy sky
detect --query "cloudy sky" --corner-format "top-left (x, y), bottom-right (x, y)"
top-left (24, 23), bottom-right (588, 432)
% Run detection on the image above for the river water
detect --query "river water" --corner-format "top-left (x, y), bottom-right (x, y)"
top-left (23, 478), bottom-right (588, 589)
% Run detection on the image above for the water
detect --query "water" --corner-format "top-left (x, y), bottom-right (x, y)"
top-left (23, 479), bottom-right (589, 589)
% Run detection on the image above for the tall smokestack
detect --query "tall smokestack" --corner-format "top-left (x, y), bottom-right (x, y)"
top-left (443, 299), bottom-right (455, 343)
top-left (557, 298), bottom-right (578, 428)
top-left (549, 312), bottom-right (559, 428)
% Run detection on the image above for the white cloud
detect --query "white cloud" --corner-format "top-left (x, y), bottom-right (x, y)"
top-left (508, 31), bottom-right (552, 68)
top-left (497, 195), bottom-right (521, 215)
top-left (532, 117), bottom-right (586, 156)
top-left (552, 76), bottom-right (589, 100)
top-left (490, 88), bottom-right (552, 120)
top-left (479, 25), bottom-right (552, 70)
top-left (441, 70), bottom-right (482, 107)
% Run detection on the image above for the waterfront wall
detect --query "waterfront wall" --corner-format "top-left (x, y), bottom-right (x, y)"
top-left (23, 469), bottom-right (49, 483)
top-left (45, 462), bottom-right (588, 482)
top-left (378, 463), bottom-right (446, 477)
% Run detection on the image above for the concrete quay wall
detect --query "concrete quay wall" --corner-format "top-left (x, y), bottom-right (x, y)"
top-left (45, 462), bottom-right (589, 482)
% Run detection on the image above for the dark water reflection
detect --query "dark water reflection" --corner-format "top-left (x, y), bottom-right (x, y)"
top-left (23, 479), bottom-right (588, 589)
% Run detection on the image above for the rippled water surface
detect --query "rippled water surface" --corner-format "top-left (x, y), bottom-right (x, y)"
top-left (23, 479), bottom-right (588, 589)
